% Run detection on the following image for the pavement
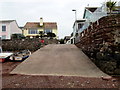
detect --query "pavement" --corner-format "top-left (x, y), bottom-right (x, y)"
top-left (11, 44), bottom-right (109, 77)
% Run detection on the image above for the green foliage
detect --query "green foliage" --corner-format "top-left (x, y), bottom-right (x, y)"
top-left (39, 31), bottom-right (44, 38)
top-left (59, 39), bottom-right (64, 44)
top-left (11, 34), bottom-right (25, 39)
top-left (36, 35), bottom-right (40, 38)
top-left (106, 0), bottom-right (117, 15)
top-left (47, 32), bottom-right (56, 39)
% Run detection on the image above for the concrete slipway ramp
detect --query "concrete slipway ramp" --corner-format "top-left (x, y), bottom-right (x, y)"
top-left (11, 44), bottom-right (109, 77)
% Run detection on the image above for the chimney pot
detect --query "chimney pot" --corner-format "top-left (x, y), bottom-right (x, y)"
top-left (40, 17), bottom-right (43, 26)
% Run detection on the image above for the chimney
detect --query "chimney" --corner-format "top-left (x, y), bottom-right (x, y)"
top-left (40, 17), bottom-right (43, 26)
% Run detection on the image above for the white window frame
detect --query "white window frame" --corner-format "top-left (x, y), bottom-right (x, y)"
top-left (28, 29), bottom-right (38, 34)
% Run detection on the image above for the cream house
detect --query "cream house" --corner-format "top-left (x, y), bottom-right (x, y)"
top-left (23, 18), bottom-right (58, 39)
top-left (0, 20), bottom-right (22, 39)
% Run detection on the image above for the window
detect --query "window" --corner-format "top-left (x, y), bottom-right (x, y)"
top-left (2, 35), bottom-right (6, 39)
top-left (2, 25), bottom-right (6, 32)
top-left (28, 29), bottom-right (38, 34)
top-left (44, 29), bottom-right (52, 34)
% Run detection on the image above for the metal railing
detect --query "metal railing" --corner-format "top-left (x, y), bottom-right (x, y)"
top-left (78, 3), bottom-right (107, 33)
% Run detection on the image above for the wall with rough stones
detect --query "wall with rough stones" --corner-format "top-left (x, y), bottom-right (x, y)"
top-left (75, 14), bottom-right (120, 75)
top-left (76, 14), bottom-right (120, 49)
top-left (2, 39), bottom-right (58, 52)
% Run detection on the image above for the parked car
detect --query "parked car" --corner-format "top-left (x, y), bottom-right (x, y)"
top-left (10, 50), bottom-right (31, 61)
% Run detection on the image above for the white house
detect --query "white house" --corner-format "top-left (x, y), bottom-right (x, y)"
top-left (0, 20), bottom-right (22, 39)
top-left (72, 19), bottom-right (86, 44)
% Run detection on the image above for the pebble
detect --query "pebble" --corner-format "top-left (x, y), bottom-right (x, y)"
top-left (15, 83), bottom-right (20, 86)
top-left (112, 84), bottom-right (115, 87)
top-left (86, 81), bottom-right (90, 84)
top-left (61, 79), bottom-right (63, 81)
top-left (67, 82), bottom-right (71, 85)
top-left (81, 84), bottom-right (85, 87)
top-left (101, 76), bottom-right (112, 80)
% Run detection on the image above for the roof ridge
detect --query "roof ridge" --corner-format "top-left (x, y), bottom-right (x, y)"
top-left (26, 22), bottom-right (57, 23)
top-left (0, 20), bottom-right (15, 22)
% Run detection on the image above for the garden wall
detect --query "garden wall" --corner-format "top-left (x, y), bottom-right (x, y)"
top-left (2, 38), bottom-right (58, 52)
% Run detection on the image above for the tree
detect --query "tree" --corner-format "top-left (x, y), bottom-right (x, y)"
top-left (106, 0), bottom-right (117, 15)
top-left (39, 31), bottom-right (44, 39)
top-left (47, 32), bottom-right (56, 39)
top-left (59, 39), bottom-right (64, 44)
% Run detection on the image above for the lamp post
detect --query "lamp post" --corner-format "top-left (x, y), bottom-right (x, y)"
top-left (72, 9), bottom-right (77, 44)
top-left (72, 9), bottom-right (77, 21)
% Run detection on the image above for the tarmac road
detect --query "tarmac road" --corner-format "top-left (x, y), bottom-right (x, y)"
top-left (11, 44), bottom-right (109, 77)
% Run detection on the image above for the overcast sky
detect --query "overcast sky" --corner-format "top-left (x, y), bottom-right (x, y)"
top-left (0, 0), bottom-right (119, 39)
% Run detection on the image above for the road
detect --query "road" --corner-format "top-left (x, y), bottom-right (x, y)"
top-left (11, 44), bottom-right (108, 77)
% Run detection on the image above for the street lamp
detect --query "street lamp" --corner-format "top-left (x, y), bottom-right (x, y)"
top-left (72, 9), bottom-right (77, 21)
top-left (72, 9), bottom-right (77, 44)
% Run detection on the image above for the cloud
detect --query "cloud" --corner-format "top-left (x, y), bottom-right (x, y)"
top-left (0, 0), bottom-right (120, 38)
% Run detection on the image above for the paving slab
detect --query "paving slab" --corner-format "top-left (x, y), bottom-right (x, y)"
top-left (11, 44), bottom-right (109, 77)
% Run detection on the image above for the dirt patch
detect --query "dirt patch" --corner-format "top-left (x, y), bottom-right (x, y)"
top-left (2, 61), bottom-right (120, 89)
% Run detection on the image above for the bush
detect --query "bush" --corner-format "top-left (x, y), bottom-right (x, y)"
top-left (11, 34), bottom-right (26, 39)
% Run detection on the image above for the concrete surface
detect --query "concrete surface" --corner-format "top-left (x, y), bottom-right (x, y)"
top-left (11, 44), bottom-right (109, 77)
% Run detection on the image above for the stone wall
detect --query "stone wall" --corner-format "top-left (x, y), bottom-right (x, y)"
top-left (75, 14), bottom-right (120, 75)
top-left (76, 14), bottom-right (120, 48)
top-left (2, 38), bottom-right (58, 52)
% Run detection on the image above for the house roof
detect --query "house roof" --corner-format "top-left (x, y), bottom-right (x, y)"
top-left (0, 20), bottom-right (15, 23)
top-left (24, 22), bottom-right (57, 29)
top-left (83, 7), bottom-right (98, 19)
top-left (73, 19), bottom-right (86, 27)
top-left (19, 27), bottom-right (24, 29)
top-left (85, 7), bottom-right (97, 12)
top-left (0, 20), bottom-right (22, 30)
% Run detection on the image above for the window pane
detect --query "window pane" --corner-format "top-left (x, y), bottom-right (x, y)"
top-left (2, 35), bottom-right (6, 39)
top-left (28, 29), bottom-right (38, 34)
top-left (2, 26), bottom-right (6, 32)
top-left (44, 29), bottom-right (52, 34)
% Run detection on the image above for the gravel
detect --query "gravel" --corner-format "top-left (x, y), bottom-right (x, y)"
top-left (2, 61), bottom-right (120, 89)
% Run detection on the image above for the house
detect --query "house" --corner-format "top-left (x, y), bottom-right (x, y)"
top-left (78, 7), bottom-right (99, 34)
top-left (23, 18), bottom-right (58, 39)
top-left (83, 7), bottom-right (97, 20)
top-left (72, 19), bottom-right (86, 44)
top-left (0, 20), bottom-right (22, 39)
top-left (71, 7), bottom-right (97, 44)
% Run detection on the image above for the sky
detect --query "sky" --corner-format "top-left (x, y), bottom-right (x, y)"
top-left (0, 0), bottom-right (119, 39)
